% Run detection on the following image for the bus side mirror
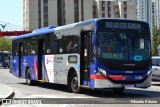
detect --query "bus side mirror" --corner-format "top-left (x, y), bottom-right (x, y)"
top-left (92, 33), bottom-right (96, 45)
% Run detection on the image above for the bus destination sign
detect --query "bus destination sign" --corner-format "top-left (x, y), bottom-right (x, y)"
top-left (105, 22), bottom-right (142, 29)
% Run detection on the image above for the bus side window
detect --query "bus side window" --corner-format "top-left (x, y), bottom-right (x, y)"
top-left (24, 40), bottom-right (31, 55)
top-left (60, 36), bottom-right (69, 53)
top-left (31, 44), bottom-right (36, 55)
top-left (45, 33), bottom-right (52, 54)
top-left (52, 34), bottom-right (60, 54)
top-left (12, 41), bottom-right (18, 56)
top-left (30, 37), bottom-right (36, 55)
top-left (67, 41), bottom-right (73, 52)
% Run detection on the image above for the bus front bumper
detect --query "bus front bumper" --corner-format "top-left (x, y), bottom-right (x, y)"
top-left (91, 70), bottom-right (152, 89)
top-left (135, 71), bottom-right (152, 88)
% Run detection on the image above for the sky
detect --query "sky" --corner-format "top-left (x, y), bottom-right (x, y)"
top-left (0, 0), bottom-right (23, 31)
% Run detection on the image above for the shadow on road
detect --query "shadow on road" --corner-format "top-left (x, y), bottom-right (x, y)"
top-left (0, 67), bottom-right (10, 70)
top-left (82, 88), bottom-right (160, 98)
top-left (152, 84), bottom-right (160, 87)
top-left (151, 81), bottom-right (160, 86)
top-left (19, 82), bottom-right (160, 98)
top-left (19, 82), bottom-right (68, 92)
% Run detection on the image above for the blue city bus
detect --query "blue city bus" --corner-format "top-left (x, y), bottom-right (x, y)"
top-left (11, 18), bottom-right (152, 93)
top-left (0, 51), bottom-right (11, 68)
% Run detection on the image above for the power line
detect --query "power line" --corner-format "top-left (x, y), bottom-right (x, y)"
top-left (0, 25), bottom-right (23, 31)
top-left (5, 25), bottom-right (23, 30)
top-left (0, 20), bottom-right (23, 28)
top-left (0, 25), bottom-right (23, 30)
top-left (1, 27), bottom-right (15, 31)
top-left (0, 26), bottom-right (23, 31)
top-left (0, 24), bottom-right (24, 31)
top-left (0, 20), bottom-right (23, 29)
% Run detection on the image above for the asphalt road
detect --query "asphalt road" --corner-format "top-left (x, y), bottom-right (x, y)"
top-left (0, 67), bottom-right (160, 106)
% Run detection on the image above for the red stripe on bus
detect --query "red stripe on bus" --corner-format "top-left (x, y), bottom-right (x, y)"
top-left (108, 75), bottom-right (123, 81)
top-left (90, 74), bottom-right (107, 80)
top-left (90, 74), bottom-right (123, 81)
top-left (34, 58), bottom-right (38, 80)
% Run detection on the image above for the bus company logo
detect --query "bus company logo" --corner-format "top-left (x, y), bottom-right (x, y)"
top-left (46, 59), bottom-right (53, 64)
top-left (54, 56), bottom-right (63, 63)
top-left (54, 57), bottom-right (63, 61)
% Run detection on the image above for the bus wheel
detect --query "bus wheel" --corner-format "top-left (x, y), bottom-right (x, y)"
top-left (26, 69), bottom-right (33, 85)
top-left (4, 63), bottom-right (7, 68)
top-left (112, 88), bottom-right (125, 93)
top-left (70, 72), bottom-right (80, 93)
top-left (6, 63), bottom-right (9, 68)
top-left (4, 66), bottom-right (6, 68)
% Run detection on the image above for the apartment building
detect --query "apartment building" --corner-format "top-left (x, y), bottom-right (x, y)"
top-left (136, 0), bottom-right (152, 29)
top-left (96, 0), bottom-right (136, 19)
top-left (23, 0), bottom-right (97, 30)
top-left (152, 0), bottom-right (160, 28)
top-left (23, 0), bottom-right (137, 30)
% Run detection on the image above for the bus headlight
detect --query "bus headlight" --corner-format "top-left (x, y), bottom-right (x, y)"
top-left (147, 70), bottom-right (152, 75)
top-left (98, 68), bottom-right (107, 76)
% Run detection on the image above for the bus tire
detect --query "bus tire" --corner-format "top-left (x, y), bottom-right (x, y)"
top-left (6, 63), bottom-right (9, 68)
top-left (4, 66), bottom-right (6, 68)
top-left (26, 69), bottom-right (33, 86)
top-left (4, 63), bottom-right (7, 68)
top-left (70, 72), bottom-right (80, 93)
top-left (112, 88), bottom-right (125, 93)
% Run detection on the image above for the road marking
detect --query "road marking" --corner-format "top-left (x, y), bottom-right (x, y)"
top-left (14, 94), bottom-right (96, 98)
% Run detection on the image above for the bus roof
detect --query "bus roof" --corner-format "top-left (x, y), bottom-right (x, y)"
top-left (12, 18), bottom-right (148, 40)
top-left (12, 26), bottom-right (56, 40)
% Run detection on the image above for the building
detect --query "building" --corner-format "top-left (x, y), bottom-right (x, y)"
top-left (23, 0), bottom-right (97, 30)
top-left (152, 0), bottom-right (160, 28)
top-left (136, 0), bottom-right (152, 29)
top-left (96, 0), bottom-right (136, 19)
top-left (23, 0), bottom-right (137, 30)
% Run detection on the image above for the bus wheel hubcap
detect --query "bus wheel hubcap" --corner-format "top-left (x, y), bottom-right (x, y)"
top-left (27, 73), bottom-right (30, 84)
top-left (72, 77), bottom-right (78, 89)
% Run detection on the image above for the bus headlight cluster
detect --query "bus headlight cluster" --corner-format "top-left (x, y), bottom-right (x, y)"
top-left (147, 70), bottom-right (152, 75)
top-left (98, 68), bottom-right (107, 76)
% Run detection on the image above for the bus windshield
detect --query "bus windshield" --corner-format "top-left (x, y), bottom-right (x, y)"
top-left (97, 31), bottom-right (150, 61)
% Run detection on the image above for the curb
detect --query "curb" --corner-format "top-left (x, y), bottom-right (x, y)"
top-left (0, 84), bottom-right (15, 105)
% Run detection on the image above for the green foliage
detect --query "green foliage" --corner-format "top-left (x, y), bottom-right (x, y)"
top-left (152, 26), bottom-right (160, 56)
top-left (0, 37), bottom-right (11, 51)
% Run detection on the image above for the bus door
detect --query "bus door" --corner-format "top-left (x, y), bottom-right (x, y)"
top-left (18, 42), bottom-right (23, 77)
top-left (80, 31), bottom-right (92, 85)
top-left (38, 39), bottom-right (45, 80)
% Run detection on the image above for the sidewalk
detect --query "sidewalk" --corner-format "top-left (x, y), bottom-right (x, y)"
top-left (0, 84), bottom-right (14, 104)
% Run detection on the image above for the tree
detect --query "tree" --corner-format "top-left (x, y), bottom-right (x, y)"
top-left (0, 37), bottom-right (11, 51)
